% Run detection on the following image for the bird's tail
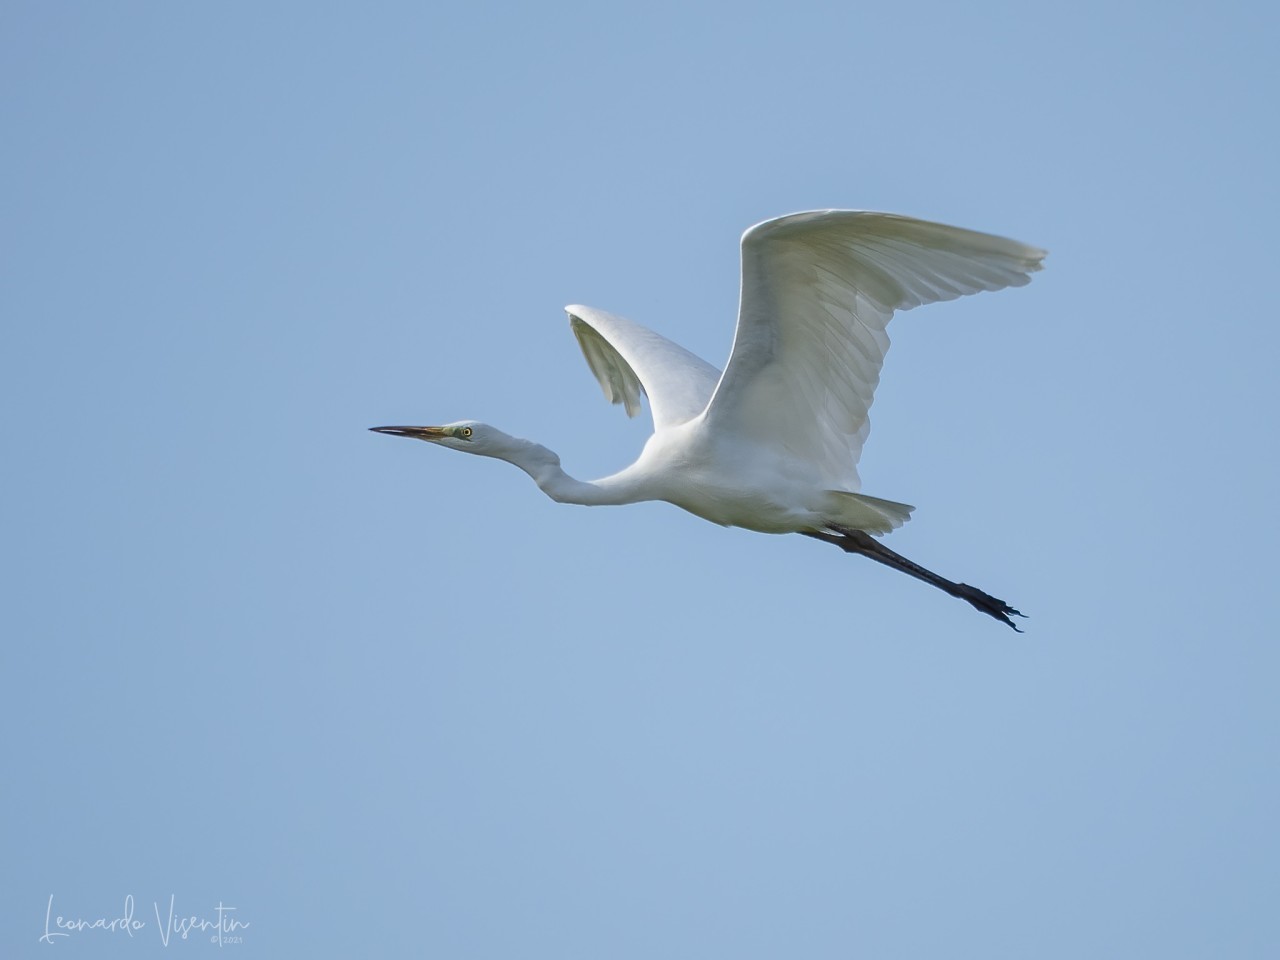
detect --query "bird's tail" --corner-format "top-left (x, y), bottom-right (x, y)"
top-left (804, 527), bottom-right (1025, 631)
top-left (820, 490), bottom-right (915, 535)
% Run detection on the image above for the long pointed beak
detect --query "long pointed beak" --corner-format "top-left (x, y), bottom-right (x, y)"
top-left (369, 426), bottom-right (449, 441)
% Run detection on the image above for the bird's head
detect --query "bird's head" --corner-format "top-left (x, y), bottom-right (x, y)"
top-left (369, 421), bottom-right (532, 461)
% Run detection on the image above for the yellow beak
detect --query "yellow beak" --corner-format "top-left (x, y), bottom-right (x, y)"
top-left (369, 426), bottom-right (450, 441)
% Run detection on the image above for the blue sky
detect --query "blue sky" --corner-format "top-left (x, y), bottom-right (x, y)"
top-left (4, 2), bottom-right (1277, 957)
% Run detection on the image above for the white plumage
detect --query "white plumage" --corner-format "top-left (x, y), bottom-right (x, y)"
top-left (374, 210), bottom-right (1046, 628)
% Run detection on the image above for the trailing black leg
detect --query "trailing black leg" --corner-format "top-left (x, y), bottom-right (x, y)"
top-left (803, 528), bottom-right (1026, 631)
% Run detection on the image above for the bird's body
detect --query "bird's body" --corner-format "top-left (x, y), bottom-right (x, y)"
top-left (608, 423), bottom-right (814, 532)
top-left (374, 210), bottom-right (1045, 629)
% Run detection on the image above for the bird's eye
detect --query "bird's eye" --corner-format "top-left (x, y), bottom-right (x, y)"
top-left (460, 427), bottom-right (473, 439)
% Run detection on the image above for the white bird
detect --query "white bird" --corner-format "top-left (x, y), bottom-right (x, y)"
top-left (373, 210), bottom-right (1045, 629)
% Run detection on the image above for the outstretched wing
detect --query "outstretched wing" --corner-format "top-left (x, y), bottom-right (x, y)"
top-left (704, 210), bottom-right (1046, 490)
top-left (567, 304), bottom-right (721, 431)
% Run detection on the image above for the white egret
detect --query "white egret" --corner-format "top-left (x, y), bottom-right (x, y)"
top-left (373, 211), bottom-right (1045, 629)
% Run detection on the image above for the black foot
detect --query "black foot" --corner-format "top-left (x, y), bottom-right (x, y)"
top-left (956, 583), bottom-right (1027, 632)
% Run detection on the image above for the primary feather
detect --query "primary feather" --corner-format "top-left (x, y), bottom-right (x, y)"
top-left (567, 305), bottom-right (720, 430)
top-left (705, 210), bottom-right (1046, 490)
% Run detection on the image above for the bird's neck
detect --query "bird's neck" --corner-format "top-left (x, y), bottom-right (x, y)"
top-left (500, 439), bottom-right (637, 507)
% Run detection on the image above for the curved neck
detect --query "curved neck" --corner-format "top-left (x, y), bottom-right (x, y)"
top-left (497, 438), bottom-right (641, 506)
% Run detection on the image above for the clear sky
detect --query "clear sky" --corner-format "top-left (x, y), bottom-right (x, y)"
top-left (4, 1), bottom-right (1277, 957)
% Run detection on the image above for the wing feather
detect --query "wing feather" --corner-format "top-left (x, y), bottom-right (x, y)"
top-left (704, 210), bottom-right (1046, 490)
top-left (567, 305), bottom-right (721, 431)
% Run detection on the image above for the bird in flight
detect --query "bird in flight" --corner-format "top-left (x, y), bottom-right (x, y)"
top-left (373, 210), bottom-right (1045, 629)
